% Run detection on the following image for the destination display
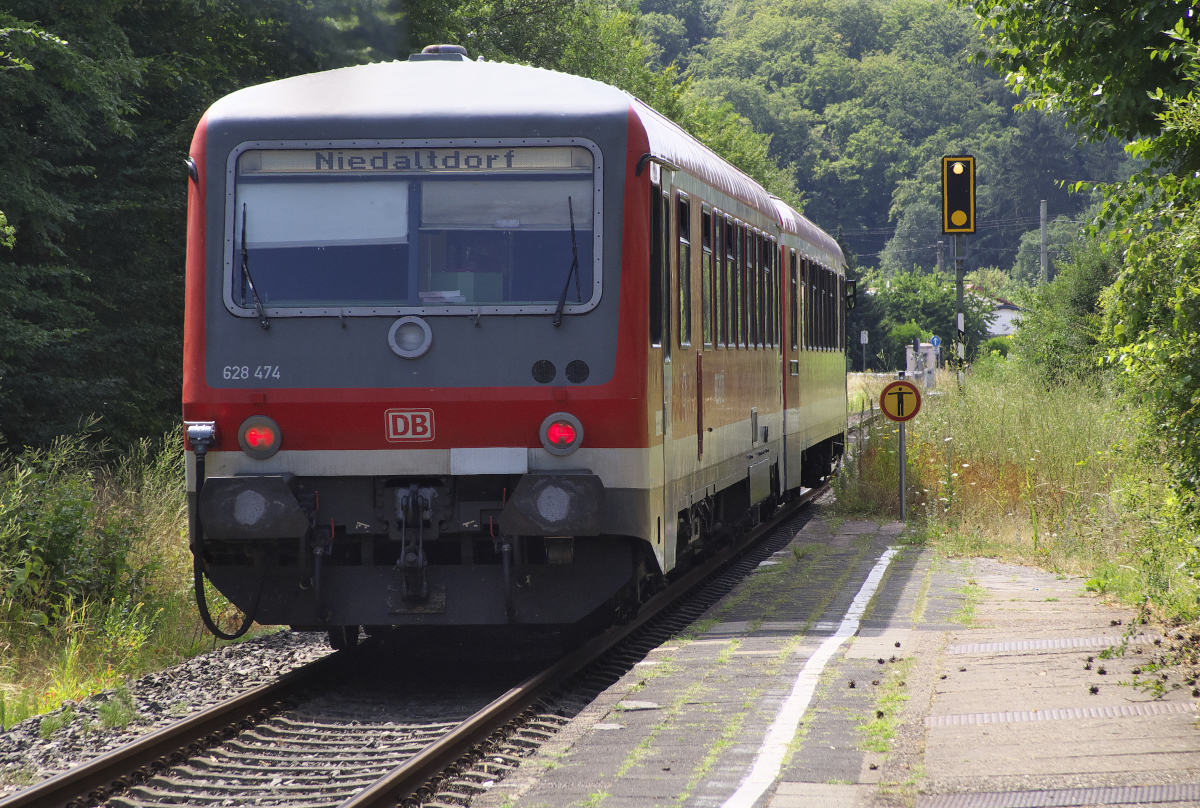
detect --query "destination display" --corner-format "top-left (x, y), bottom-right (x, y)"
top-left (238, 146), bottom-right (594, 175)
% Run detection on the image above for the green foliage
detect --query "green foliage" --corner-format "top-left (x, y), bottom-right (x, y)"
top-left (1011, 239), bottom-right (1116, 384)
top-left (0, 428), bottom-right (148, 625)
top-left (681, 0), bottom-right (1125, 268)
top-left (97, 685), bottom-right (137, 729)
top-left (847, 268), bottom-right (991, 370)
top-left (960, 0), bottom-right (1194, 143)
top-left (38, 704), bottom-right (74, 739)
top-left (0, 0), bottom-right (360, 450)
top-left (1009, 216), bottom-right (1086, 286)
top-left (980, 336), bottom-right (1009, 358)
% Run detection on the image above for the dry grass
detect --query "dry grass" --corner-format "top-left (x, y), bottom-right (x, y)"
top-left (836, 357), bottom-right (1198, 621)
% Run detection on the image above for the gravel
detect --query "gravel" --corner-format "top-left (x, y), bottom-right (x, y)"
top-left (0, 629), bottom-right (332, 797)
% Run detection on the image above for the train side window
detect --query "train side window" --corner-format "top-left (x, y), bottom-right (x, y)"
top-left (799, 256), bottom-right (807, 350)
top-left (715, 211), bottom-right (725, 348)
top-left (701, 204), bottom-right (713, 350)
top-left (726, 218), bottom-right (736, 348)
top-left (823, 266), bottom-right (832, 349)
top-left (804, 258), bottom-right (812, 350)
top-left (789, 251), bottom-right (798, 351)
top-left (649, 183), bottom-right (663, 347)
top-left (745, 230), bottom-right (756, 348)
top-left (763, 235), bottom-right (772, 348)
top-left (746, 227), bottom-right (755, 348)
top-left (819, 266), bottom-right (827, 350)
top-left (677, 192), bottom-right (691, 348)
top-left (729, 222), bottom-right (739, 345)
top-left (816, 265), bottom-right (823, 350)
top-left (761, 238), bottom-right (770, 349)
top-left (773, 240), bottom-right (781, 348)
top-left (838, 273), bottom-right (845, 351)
top-left (830, 270), bottom-right (837, 350)
top-left (752, 232), bottom-right (762, 348)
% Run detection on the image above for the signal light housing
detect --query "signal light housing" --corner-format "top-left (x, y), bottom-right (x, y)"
top-left (238, 415), bottom-right (282, 459)
top-left (941, 155), bottom-right (975, 234)
top-left (540, 412), bottom-right (584, 456)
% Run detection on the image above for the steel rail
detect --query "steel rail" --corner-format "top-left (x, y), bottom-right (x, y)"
top-left (0, 483), bottom-right (825, 808)
top-left (0, 652), bottom-right (345, 808)
top-left (340, 483), bottom-right (828, 808)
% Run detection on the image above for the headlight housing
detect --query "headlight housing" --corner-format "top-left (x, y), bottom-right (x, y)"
top-left (238, 415), bottom-right (282, 459)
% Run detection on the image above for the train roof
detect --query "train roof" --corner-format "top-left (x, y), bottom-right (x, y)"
top-left (771, 198), bottom-right (846, 268)
top-left (206, 58), bottom-right (631, 129)
top-left (206, 57), bottom-right (841, 262)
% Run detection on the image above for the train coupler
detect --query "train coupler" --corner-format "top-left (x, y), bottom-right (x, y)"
top-left (396, 484), bottom-right (434, 602)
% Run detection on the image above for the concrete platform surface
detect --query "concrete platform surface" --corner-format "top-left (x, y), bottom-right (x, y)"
top-left (471, 509), bottom-right (1200, 808)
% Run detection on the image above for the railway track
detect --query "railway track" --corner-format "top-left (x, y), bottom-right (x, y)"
top-left (2, 484), bottom-right (827, 808)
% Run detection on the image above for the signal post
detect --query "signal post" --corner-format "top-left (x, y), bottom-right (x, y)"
top-left (941, 155), bottom-right (975, 387)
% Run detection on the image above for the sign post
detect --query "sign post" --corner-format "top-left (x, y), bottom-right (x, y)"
top-left (860, 330), bottom-right (868, 372)
top-left (880, 376), bottom-right (922, 521)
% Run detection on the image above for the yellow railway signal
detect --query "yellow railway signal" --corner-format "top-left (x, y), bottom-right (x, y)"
top-left (942, 155), bottom-right (975, 234)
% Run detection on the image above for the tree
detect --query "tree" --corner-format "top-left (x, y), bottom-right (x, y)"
top-left (961, 0), bottom-right (1195, 143)
top-left (846, 267), bottom-right (992, 371)
top-left (958, 0), bottom-right (1200, 508)
top-left (0, 0), bottom-right (352, 449)
top-left (683, 0), bottom-right (1124, 268)
top-left (1012, 239), bottom-right (1117, 383)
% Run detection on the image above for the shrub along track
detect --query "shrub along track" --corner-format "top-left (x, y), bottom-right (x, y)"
top-left (0, 485), bottom-right (826, 808)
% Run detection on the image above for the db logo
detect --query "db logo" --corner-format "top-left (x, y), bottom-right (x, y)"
top-left (385, 408), bottom-right (435, 442)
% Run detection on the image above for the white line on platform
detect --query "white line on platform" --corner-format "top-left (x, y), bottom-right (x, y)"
top-left (721, 546), bottom-right (901, 808)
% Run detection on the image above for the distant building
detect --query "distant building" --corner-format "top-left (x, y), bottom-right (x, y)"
top-left (966, 288), bottom-right (1021, 338)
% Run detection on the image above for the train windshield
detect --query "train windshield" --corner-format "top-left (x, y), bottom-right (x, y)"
top-left (231, 146), bottom-right (597, 312)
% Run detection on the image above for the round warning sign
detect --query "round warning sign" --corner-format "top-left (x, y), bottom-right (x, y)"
top-left (879, 380), bottom-right (922, 422)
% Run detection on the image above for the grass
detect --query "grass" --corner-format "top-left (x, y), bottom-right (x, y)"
top-left (835, 358), bottom-right (1200, 627)
top-left (0, 431), bottom-right (263, 731)
top-left (951, 580), bottom-right (987, 627)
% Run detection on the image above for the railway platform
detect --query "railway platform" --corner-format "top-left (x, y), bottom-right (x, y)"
top-left (476, 507), bottom-right (1200, 808)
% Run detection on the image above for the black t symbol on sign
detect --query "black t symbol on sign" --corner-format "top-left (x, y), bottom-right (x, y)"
top-left (889, 387), bottom-right (912, 417)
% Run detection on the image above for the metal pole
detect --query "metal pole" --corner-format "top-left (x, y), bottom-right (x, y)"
top-left (937, 240), bottom-right (944, 274)
top-left (899, 421), bottom-right (906, 521)
top-left (862, 342), bottom-right (866, 373)
top-left (1039, 199), bottom-right (1048, 284)
top-left (955, 233), bottom-right (965, 387)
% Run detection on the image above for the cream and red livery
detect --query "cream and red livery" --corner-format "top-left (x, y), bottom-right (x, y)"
top-left (183, 46), bottom-right (849, 645)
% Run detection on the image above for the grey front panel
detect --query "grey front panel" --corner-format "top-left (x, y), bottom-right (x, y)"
top-left (203, 313), bottom-right (618, 389)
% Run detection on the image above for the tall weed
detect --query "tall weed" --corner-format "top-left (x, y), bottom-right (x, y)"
top-left (835, 359), bottom-right (1198, 622)
top-left (0, 430), bottom-right (227, 729)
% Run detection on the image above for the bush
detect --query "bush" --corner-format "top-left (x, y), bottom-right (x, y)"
top-left (981, 336), bottom-right (1011, 357)
top-left (0, 428), bottom-right (230, 728)
top-left (1012, 238), bottom-right (1117, 383)
top-left (0, 432), bottom-right (148, 627)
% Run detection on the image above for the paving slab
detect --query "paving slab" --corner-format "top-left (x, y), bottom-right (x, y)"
top-left (472, 508), bottom-right (1200, 808)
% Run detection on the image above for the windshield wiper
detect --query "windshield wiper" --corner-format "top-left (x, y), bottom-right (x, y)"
top-left (552, 196), bottom-right (581, 327)
top-left (241, 203), bottom-right (270, 330)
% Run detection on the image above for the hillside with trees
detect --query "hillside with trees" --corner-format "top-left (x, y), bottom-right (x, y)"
top-left (650, 0), bottom-right (1128, 274)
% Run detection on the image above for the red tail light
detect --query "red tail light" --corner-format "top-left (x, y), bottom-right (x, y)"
top-left (540, 412), bottom-right (583, 456)
top-left (546, 421), bottom-right (577, 447)
top-left (238, 415), bottom-right (282, 459)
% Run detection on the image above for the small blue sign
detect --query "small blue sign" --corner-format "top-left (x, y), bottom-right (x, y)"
top-left (930, 335), bottom-right (941, 347)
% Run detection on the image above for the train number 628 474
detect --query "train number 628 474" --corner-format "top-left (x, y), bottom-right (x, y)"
top-left (223, 365), bottom-right (281, 380)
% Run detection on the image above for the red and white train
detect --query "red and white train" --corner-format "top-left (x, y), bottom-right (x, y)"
top-left (183, 45), bottom-right (850, 645)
